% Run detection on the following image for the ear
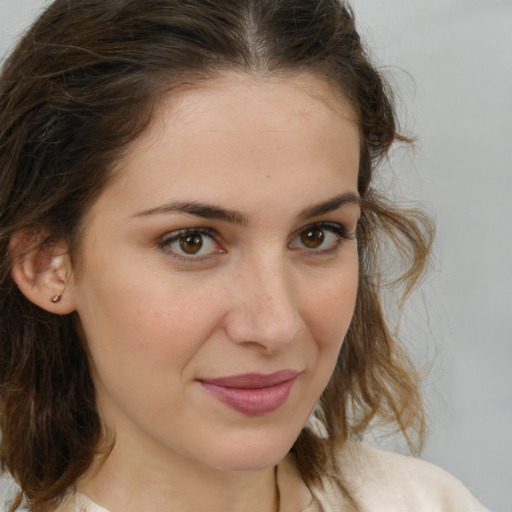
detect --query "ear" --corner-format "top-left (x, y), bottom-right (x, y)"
top-left (9, 229), bottom-right (77, 314)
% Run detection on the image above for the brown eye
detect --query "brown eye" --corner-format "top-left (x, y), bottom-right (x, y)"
top-left (290, 223), bottom-right (350, 254)
top-left (159, 228), bottom-right (223, 260)
top-left (180, 234), bottom-right (203, 254)
top-left (300, 228), bottom-right (325, 249)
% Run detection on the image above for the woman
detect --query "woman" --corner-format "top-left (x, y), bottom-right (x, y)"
top-left (0, 0), bottom-right (488, 511)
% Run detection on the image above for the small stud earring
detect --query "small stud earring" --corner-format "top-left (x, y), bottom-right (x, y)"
top-left (51, 294), bottom-right (62, 303)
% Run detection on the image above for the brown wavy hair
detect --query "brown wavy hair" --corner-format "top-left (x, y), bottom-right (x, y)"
top-left (0, 0), bottom-right (433, 510)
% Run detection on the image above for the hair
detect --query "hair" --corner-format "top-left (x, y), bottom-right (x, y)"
top-left (0, 0), bottom-right (433, 510)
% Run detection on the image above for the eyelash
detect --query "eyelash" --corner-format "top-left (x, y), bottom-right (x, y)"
top-left (289, 222), bottom-right (355, 255)
top-left (157, 222), bottom-right (355, 262)
top-left (157, 227), bottom-right (222, 262)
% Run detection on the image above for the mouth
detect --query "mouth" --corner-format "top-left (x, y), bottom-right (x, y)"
top-left (198, 370), bottom-right (300, 416)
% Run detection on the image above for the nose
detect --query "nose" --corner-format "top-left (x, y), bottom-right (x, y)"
top-left (223, 254), bottom-right (302, 353)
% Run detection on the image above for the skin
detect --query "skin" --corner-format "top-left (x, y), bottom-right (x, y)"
top-left (68, 72), bottom-right (361, 512)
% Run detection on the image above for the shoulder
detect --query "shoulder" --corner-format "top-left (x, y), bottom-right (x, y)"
top-left (311, 441), bottom-right (489, 512)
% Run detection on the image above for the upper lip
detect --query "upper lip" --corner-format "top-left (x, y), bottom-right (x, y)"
top-left (198, 369), bottom-right (301, 389)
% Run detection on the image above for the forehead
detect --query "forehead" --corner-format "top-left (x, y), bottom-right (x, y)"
top-left (111, 72), bottom-right (359, 175)
top-left (86, 72), bottom-right (360, 225)
top-left (151, 71), bottom-right (358, 137)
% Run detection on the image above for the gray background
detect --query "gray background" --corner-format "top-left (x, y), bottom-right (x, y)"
top-left (0, 1), bottom-right (510, 511)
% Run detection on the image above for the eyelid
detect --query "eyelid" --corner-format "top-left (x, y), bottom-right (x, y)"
top-left (156, 220), bottom-right (356, 263)
top-left (289, 221), bottom-right (356, 253)
top-left (157, 227), bottom-right (224, 262)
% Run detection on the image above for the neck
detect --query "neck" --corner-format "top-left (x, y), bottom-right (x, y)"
top-left (77, 436), bottom-right (278, 512)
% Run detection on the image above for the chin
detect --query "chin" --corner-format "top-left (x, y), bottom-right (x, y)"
top-left (194, 428), bottom-right (299, 473)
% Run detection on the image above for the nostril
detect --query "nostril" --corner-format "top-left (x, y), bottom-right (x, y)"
top-left (232, 307), bottom-right (301, 352)
top-left (223, 298), bottom-right (301, 351)
top-left (224, 262), bottom-right (301, 350)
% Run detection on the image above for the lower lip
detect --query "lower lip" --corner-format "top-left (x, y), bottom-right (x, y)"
top-left (199, 377), bottom-right (297, 416)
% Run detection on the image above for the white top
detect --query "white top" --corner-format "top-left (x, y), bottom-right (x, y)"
top-left (54, 442), bottom-right (489, 512)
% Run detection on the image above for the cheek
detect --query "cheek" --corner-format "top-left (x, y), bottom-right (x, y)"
top-left (303, 264), bottom-right (359, 350)
top-left (77, 275), bottom-right (226, 421)
top-left (87, 287), bottom-right (219, 365)
top-left (74, 258), bottom-right (224, 386)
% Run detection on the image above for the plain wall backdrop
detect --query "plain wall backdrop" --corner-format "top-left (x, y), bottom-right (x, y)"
top-left (0, 1), bottom-right (510, 511)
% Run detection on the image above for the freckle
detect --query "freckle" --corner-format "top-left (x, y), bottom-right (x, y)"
top-left (266, 175), bottom-right (271, 179)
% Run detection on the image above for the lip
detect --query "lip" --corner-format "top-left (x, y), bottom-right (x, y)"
top-left (198, 370), bottom-right (300, 416)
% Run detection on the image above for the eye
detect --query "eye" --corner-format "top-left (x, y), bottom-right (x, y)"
top-left (179, 233), bottom-right (206, 254)
top-left (158, 228), bottom-right (223, 260)
top-left (299, 227), bottom-right (326, 249)
top-left (290, 222), bottom-right (353, 253)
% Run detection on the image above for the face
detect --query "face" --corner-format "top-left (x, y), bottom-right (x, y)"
top-left (70, 73), bottom-right (361, 474)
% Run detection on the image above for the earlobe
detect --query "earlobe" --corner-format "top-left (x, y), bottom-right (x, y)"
top-left (9, 230), bottom-right (77, 315)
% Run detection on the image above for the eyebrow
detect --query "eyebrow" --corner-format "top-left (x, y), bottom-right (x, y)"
top-left (133, 201), bottom-right (249, 225)
top-left (133, 192), bottom-right (360, 224)
top-left (297, 192), bottom-right (360, 220)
